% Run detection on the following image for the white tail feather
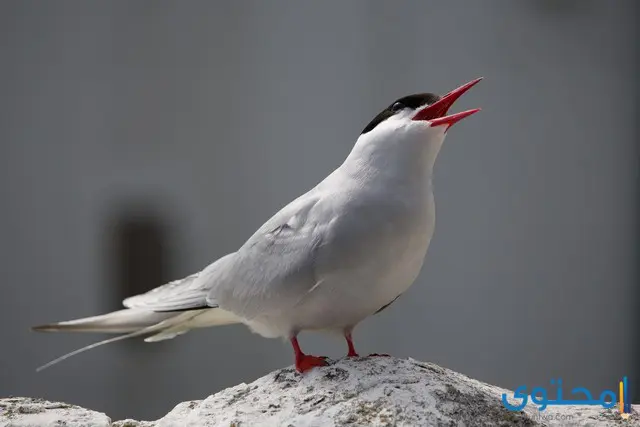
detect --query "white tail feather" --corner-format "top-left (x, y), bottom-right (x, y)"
top-left (34, 308), bottom-right (243, 371)
top-left (36, 328), bottom-right (152, 372)
top-left (36, 310), bottom-right (205, 371)
top-left (144, 330), bottom-right (190, 342)
top-left (144, 308), bottom-right (242, 342)
top-left (32, 309), bottom-right (176, 333)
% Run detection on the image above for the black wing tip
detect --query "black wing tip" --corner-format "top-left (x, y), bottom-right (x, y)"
top-left (32, 323), bottom-right (79, 332)
top-left (32, 324), bottom-right (55, 332)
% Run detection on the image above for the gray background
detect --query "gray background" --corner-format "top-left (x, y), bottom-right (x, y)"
top-left (1, 0), bottom-right (638, 421)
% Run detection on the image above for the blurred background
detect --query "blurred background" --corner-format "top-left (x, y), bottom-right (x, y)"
top-left (1, 0), bottom-right (638, 421)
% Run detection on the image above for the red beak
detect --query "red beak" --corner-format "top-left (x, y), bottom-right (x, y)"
top-left (412, 77), bottom-right (482, 131)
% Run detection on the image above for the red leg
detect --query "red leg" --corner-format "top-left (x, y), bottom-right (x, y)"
top-left (344, 331), bottom-right (359, 357)
top-left (290, 336), bottom-right (327, 373)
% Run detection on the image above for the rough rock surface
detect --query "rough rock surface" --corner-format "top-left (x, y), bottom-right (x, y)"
top-left (0, 397), bottom-right (111, 427)
top-left (2, 357), bottom-right (638, 426)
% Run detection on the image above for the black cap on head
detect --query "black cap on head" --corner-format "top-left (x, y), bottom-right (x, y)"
top-left (361, 93), bottom-right (441, 135)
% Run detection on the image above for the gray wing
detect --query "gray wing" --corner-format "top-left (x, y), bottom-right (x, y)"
top-left (122, 273), bottom-right (209, 312)
top-left (122, 190), bottom-right (329, 315)
top-left (121, 262), bottom-right (229, 312)
top-left (204, 191), bottom-right (332, 320)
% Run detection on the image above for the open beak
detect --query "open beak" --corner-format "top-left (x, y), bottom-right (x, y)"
top-left (412, 77), bottom-right (482, 131)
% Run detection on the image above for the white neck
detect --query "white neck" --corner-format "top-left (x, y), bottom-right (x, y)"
top-left (339, 122), bottom-right (446, 187)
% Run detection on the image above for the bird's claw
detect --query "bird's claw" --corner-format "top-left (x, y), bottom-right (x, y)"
top-left (296, 355), bottom-right (329, 373)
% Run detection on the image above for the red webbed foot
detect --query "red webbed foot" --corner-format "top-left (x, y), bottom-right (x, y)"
top-left (296, 354), bottom-right (328, 373)
top-left (290, 336), bottom-right (328, 373)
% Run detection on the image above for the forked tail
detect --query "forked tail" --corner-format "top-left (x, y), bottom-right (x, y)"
top-left (32, 307), bottom-right (240, 371)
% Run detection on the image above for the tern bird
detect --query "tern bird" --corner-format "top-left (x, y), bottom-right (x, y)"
top-left (33, 78), bottom-right (482, 373)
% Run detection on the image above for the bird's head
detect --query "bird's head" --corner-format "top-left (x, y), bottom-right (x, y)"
top-left (349, 78), bottom-right (482, 172)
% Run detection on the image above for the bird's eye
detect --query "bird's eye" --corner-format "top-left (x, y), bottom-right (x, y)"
top-left (391, 102), bottom-right (404, 112)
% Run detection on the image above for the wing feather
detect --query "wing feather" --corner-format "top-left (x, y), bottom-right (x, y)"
top-left (122, 188), bottom-right (335, 318)
top-left (122, 272), bottom-right (210, 312)
top-left (205, 192), bottom-right (332, 319)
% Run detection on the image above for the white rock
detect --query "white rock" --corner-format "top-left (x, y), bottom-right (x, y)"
top-left (2, 357), bottom-right (638, 426)
top-left (0, 397), bottom-right (110, 427)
